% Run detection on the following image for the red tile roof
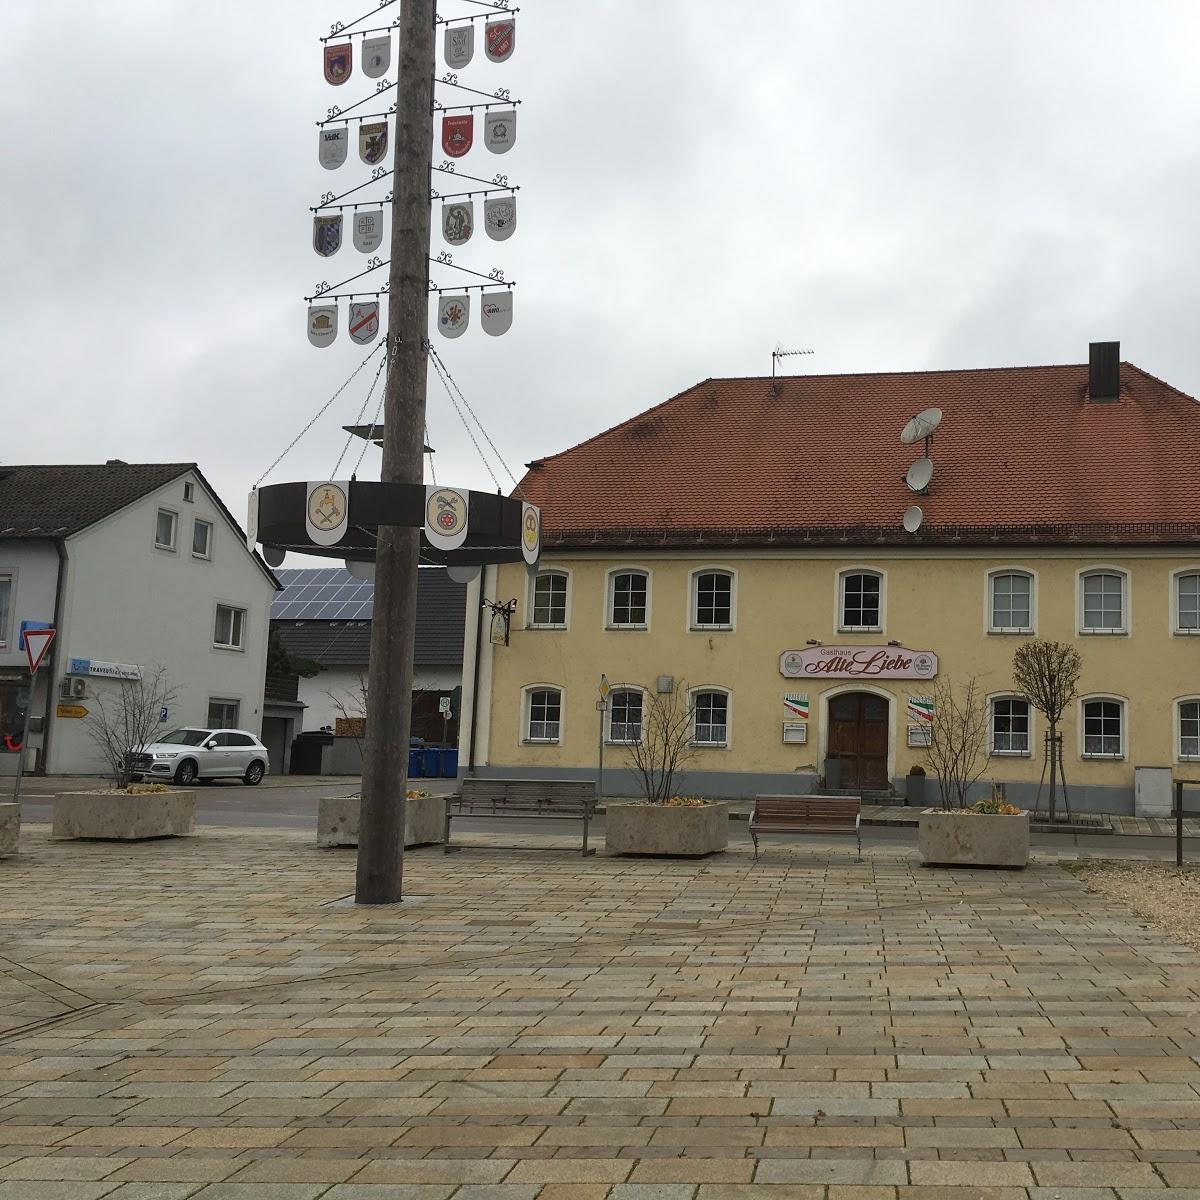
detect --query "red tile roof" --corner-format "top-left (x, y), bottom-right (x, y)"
top-left (515, 362), bottom-right (1200, 548)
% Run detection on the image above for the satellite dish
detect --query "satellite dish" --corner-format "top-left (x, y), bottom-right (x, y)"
top-left (262, 544), bottom-right (285, 568)
top-left (903, 505), bottom-right (924, 533)
top-left (446, 564), bottom-right (481, 585)
top-left (904, 457), bottom-right (934, 493)
top-left (344, 559), bottom-right (376, 581)
top-left (900, 407), bottom-right (943, 445)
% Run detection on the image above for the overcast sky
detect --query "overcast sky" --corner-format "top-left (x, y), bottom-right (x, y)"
top-left (5, 1), bottom-right (1200, 563)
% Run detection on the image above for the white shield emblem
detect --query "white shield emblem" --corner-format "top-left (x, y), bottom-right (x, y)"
top-left (484, 196), bottom-right (516, 241)
top-left (362, 35), bottom-right (391, 78)
top-left (313, 215), bottom-right (342, 257)
top-left (306, 480), bottom-right (351, 547)
top-left (521, 502), bottom-right (541, 566)
top-left (353, 209), bottom-right (384, 253)
top-left (445, 24), bottom-right (474, 68)
top-left (481, 292), bottom-right (513, 337)
top-left (318, 127), bottom-right (348, 170)
top-left (359, 121), bottom-right (388, 166)
top-left (307, 305), bottom-right (338, 347)
top-left (437, 294), bottom-right (469, 338)
top-left (442, 201), bottom-right (474, 246)
top-left (483, 109), bottom-right (516, 154)
top-left (348, 302), bottom-right (380, 345)
top-left (424, 486), bottom-right (469, 552)
top-left (485, 18), bottom-right (515, 62)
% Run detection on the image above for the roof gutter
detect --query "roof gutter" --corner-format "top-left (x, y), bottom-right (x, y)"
top-left (38, 538), bottom-right (68, 775)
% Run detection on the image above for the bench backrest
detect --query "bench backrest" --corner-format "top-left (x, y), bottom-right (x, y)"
top-left (752, 794), bottom-right (859, 826)
top-left (458, 778), bottom-right (596, 811)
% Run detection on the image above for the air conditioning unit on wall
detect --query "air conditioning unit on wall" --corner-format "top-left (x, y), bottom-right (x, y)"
top-left (61, 676), bottom-right (86, 700)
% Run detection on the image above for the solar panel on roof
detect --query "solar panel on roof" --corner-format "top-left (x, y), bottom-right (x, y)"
top-left (270, 566), bottom-right (378, 620)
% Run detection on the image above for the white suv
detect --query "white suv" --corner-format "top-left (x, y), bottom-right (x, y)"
top-left (128, 727), bottom-right (270, 786)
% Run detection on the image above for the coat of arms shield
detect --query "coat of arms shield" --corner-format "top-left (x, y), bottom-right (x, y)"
top-left (483, 109), bottom-right (516, 154)
top-left (313, 215), bottom-right (343, 257)
top-left (442, 201), bottom-right (474, 246)
top-left (484, 196), bottom-right (516, 241)
top-left (324, 43), bottom-right (352, 85)
top-left (481, 291), bottom-right (513, 337)
top-left (441, 114), bottom-right (473, 158)
top-left (307, 305), bottom-right (338, 347)
top-left (361, 35), bottom-right (391, 78)
top-left (437, 294), bottom-right (470, 338)
top-left (353, 209), bottom-right (384, 253)
top-left (485, 19), bottom-right (515, 62)
top-left (348, 302), bottom-right (380, 345)
top-left (359, 121), bottom-right (389, 166)
top-left (445, 25), bottom-right (474, 69)
top-left (318, 127), bottom-right (348, 170)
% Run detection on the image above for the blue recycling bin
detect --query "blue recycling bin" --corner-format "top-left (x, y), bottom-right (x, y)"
top-left (408, 747), bottom-right (424, 778)
top-left (422, 747), bottom-right (440, 778)
top-left (440, 748), bottom-right (459, 778)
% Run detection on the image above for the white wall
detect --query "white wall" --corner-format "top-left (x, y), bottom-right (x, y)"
top-left (299, 665), bottom-right (461, 731)
top-left (49, 471), bottom-right (276, 774)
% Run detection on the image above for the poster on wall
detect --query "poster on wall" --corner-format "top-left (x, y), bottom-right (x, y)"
top-left (783, 693), bottom-right (809, 720)
top-left (906, 694), bottom-right (934, 747)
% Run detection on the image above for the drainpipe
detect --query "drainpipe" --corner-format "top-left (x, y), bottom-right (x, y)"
top-left (465, 564), bottom-right (486, 776)
top-left (38, 539), bottom-right (68, 774)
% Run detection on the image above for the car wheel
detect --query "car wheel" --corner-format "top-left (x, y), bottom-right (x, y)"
top-left (174, 759), bottom-right (198, 786)
top-left (244, 760), bottom-right (265, 786)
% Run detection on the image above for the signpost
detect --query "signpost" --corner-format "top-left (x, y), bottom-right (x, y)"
top-left (439, 695), bottom-right (452, 744)
top-left (14, 627), bottom-right (55, 805)
top-left (596, 675), bottom-right (610, 801)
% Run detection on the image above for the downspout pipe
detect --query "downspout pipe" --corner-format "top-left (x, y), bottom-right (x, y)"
top-left (38, 539), bottom-right (68, 774)
top-left (466, 564), bottom-right (486, 776)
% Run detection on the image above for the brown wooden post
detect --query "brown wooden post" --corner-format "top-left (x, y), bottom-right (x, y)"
top-left (1177, 779), bottom-right (1185, 869)
top-left (355, 0), bottom-right (436, 905)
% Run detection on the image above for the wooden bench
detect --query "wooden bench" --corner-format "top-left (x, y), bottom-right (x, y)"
top-left (445, 778), bottom-right (598, 856)
top-left (749, 795), bottom-right (862, 861)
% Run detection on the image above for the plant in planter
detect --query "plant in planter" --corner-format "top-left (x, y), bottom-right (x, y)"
top-left (918, 797), bottom-right (1030, 868)
top-left (606, 683), bottom-right (727, 856)
top-left (924, 675), bottom-right (990, 808)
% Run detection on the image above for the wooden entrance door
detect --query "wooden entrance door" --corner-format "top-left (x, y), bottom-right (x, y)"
top-left (828, 692), bottom-right (889, 789)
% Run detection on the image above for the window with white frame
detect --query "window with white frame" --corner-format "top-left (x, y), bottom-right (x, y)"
top-left (840, 571), bottom-right (882, 630)
top-left (183, 481), bottom-right (195, 503)
top-left (692, 571), bottom-right (732, 628)
top-left (609, 571), bottom-right (648, 628)
top-left (1080, 570), bottom-right (1126, 632)
top-left (1177, 573), bottom-right (1200, 633)
top-left (609, 690), bottom-right (643, 743)
top-left (526, 688), bottom-right (561, 742)
top-left (693, 690), bottom-right (728, 746)
top-left (192, 519), bottom-right (213, 559)
top-left (1082, 698), bottom-right (1124, 757)
top-left (207, 698), bottom-right (240, 728)
top-left (1180, 701), bottom-right (1200, 760)
top-left (991, 697), bottom-right (1030, 755)
top-left (155, 508), bottom-right (177, 550)
top-left (530, 571), bottom-right (567, 627)
top-left (0, 576), bottom-right (10, 647)
top-left (213, 604), bottom-right (246, 650)
top-left (990, 572), bottom-right (1032, 632)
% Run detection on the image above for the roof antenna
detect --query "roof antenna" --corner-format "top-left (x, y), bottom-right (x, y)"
top-left (771, 344), bottom-right (815, 377)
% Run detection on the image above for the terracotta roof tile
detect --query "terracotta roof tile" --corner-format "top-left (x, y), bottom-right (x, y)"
top-left (516, 362), bottom-right (1200, 548)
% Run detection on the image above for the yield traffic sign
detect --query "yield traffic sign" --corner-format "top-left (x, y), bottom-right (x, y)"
top-left (24, 628), bottom-right (55, 674)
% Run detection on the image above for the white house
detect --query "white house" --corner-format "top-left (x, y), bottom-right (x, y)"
top-left (0, 462), bottom-right (278, 777)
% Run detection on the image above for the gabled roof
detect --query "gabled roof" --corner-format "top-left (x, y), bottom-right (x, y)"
top-left (515, 362), bottom-right (1200, 548)
top-left (271, 566), bottom-right (465, 669)
top-left (0, 462), bottom-right (279, 586)
top-left (0, 463), bottom-right (193, 538)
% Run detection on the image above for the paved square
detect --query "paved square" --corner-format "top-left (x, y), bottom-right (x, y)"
top-left (1, 824), bottom-right (1198, 1198)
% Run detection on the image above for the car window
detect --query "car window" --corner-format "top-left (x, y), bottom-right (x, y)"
top-left (228, 733), bottom-right (255, 747)
top-left (158, 729), bottom-right (210, 746)
top-left (208, 732), bottom-right (232, 748)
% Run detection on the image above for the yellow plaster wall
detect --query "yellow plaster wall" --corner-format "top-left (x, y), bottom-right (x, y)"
top-left (482, 550), bottom-right (1200, 787)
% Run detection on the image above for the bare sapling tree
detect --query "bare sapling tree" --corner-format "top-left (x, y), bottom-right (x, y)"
top-left (84, 665), bottom-right (179, 787)
top-left (924, 675), bottom-right (991, 808)
top-left (624, 684), bottom-right (697, 803)
top-left (1012, 640), bottom-right (1082, 820)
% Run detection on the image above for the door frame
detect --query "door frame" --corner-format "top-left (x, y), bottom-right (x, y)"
top-left (819, 684), bottom-right (895, 788)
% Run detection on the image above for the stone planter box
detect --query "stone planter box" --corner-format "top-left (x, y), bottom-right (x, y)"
top-left (53, 791), bottom-right (196, 840)
top-left (0, 803), bottom-right (18, 856)
top-left (604, 802), bottom-right (728, 858)
top-left (318, 793), bottom-right (446, 849)
top-left (918, 809), bottom-right (1029, 868)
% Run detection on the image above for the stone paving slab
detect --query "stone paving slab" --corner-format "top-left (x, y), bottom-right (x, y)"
top-left (2, 824), bottom-right (1200, 1196)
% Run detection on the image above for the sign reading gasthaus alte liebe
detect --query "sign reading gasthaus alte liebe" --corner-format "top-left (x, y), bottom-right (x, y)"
top-left (779, 646), bottom-right (938, 680)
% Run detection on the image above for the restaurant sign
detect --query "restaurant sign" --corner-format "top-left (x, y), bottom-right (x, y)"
top-left (779, 646), bottom-right (938, 680)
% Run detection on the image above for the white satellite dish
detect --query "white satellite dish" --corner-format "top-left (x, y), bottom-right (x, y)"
top-left (446, 564), bottom-right (481, 585)
top-left (262, 545), bottom-right (285, 568)
top-left (344, 559), bottom-right (376, 581)
top-left (902, 505), bottom-right (924, 533)
top-left (904, 457), bottom-right (934, 493)
top-left (900, 407), bottom-right (943, 445)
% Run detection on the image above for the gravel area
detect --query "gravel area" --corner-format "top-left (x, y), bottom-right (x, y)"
top-left (1072, 858), bottom-right (1200, 952)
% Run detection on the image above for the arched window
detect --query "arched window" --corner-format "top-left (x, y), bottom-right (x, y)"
top-left (1079, 569), bottom-right (1127, 634)
top-left (988, 571), bottom-right (1033, 633)
top-left (990, 696), bottom-right (1031, 755)
top-left (1179, 700), bottom-right (1200, 761)
top-left (839, 570), bottom-right (883, 631)
top-left (692, 689), bottom-right (729, 747)
top-left (691, 569), bottom-right (734, 629)
top-left (1082, 697), bottom-right (1124, 758)
top-left (608, 689), bottom-right (643, 743)
top-left (1175, 572), bottom-right (1200, 634)
top-left (525, 687), bottom-right (562, 742)
top-left (608, 570), bottom-right (649, 628)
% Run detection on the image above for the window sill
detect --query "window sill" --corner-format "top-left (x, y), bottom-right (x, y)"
top-left (154, 544), bottom-right (177, 553)
top-left (1173, 629), bottom-right (1200, 636)
top-left (838, 627), bottom-right (882, 635)
top-left (522, 738), bottom-right (559, 746)
top-left (606, 624), bottom-right (647, 632)
top-left (690, 625), bottom-right (732, 633)
top-left (988, 628), bottom-right (1034, 636)
top-left (192, 553), bottom-right (212, 562)
top-left (213, 643), bottom-right (245, 652)
top-left (1082, 753), bottom-right (1124, 761)
top-left (989, 749), bottom-right (1031, 758)
top-left (606, 739), bottom-right (641, 747)
top-left (1079, 629), bottom-right (1127, 636)
top-left (691, 742), bottom-right (728, 750)
top-left (526, 624), bottom-right (567, 632)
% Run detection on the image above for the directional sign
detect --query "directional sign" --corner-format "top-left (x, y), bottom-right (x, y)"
top-left (24, 627), bottom-right (55, 674)
top-left (56, 704), bottom-right (88, 719)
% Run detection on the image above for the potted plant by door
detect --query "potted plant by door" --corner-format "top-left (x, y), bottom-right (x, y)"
top-left (604, 683), bottom-right (727, 857)
top-left (905, 764), bottom-right (926, 807)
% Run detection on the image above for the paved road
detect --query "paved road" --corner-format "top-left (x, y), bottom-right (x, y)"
top-left (14, 779), bottom-right (1200, 858)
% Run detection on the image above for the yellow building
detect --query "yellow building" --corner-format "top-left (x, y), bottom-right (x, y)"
top-left (460, 345), bottom-right (1200, 814)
